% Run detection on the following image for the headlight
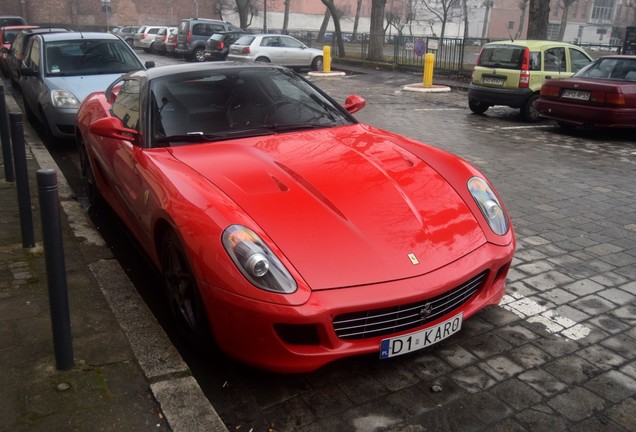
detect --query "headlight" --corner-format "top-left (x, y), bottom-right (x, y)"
top-left (51, 90), bottom-right (80, 108)
top-left (222, 225), bottom-right (297, 294)
top-left (468, 177), bottom-right (509, 235)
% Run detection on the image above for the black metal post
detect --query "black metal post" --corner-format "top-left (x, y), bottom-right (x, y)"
top-left (0, 84), bottom-right (15, 182)
top-left (37, 168), bottom-right (74, 371)
top-left (10, 112), bottom-right (35, 248)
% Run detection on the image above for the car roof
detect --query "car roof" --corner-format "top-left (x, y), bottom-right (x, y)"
top-left (485, 40), bottom-right (581, 49)
top-left (38, 31), bottom-right (121, 42)
top-left (0, 25), bottom-right (38, 31)
top-left (132, 61), bottom-right (286, 81)
top-left (22, 27), bottom-right (70, 35)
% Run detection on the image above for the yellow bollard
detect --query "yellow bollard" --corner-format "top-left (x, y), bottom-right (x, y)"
top-left (323, 45), bottom-right (331, 73)
top-left (423, 53), bottom-right (434, 87)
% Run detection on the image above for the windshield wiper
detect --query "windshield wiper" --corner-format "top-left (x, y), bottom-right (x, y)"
top-left (261, 123), bottom-right (329, 132)
top-left (155, 129), bottom-right (276, 144)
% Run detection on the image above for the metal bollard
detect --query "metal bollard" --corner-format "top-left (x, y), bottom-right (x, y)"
top-left (0, 84), bottom-right (15, 182)
top-left (423, 53), bottom-right (435, 88)
top-left (323, 45), bottom-right (331, 72)
top-left (37, 169), bottom-right (74, 371)
top-left (10, 112), bottom-right (35, 248)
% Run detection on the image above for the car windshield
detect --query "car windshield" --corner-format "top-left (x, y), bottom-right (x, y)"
top-left (574, 57), bottom-right (636, 81)
top-left (479, 45), bottom-right (527, 69)
top-left (149, 67), bottom-right (353, 146)
top-left (45, 39), bottom-right (142, 76)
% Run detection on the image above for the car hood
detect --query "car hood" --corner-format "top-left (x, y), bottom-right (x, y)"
top-left (45, 73), bottom-right (128, 103)
top-left (170, 125), bottom-right (487, 289)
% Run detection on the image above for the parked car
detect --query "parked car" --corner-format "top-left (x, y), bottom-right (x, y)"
top-left (134, 25), bottom-right (167, 53)
top-left (227, 34), bottom-right (324, 71)
top-left (19, 31), bottom-right (154, 143)
top-left (164, 27), bottom-right (179, 56)
top-left (0, 25), bottom-right (38, 75)
top-left (204, 31), bottom-right (249, 61)
top-left (113, 25), bottom-right (140, 47)
top-left (175, 17), bottom-right (242, 62)
top-left (537, 55), bottom-right (636, 129)
top-left (74, 62), bottom-right (515, 372)
top-left (468, 40), bottom-right (592, 121)
top-left (153, 26), bottom-right (177, 55)
top-left (0, 16), bottom-right (27, 26)
top-left (4, 27), bottom-right (71, 85)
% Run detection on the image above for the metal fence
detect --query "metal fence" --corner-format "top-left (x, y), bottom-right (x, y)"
top-left (269, 29), bottom-right (624, 74)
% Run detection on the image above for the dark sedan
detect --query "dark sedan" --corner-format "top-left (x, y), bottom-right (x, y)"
top-left (204, 31), bottom-right (249, 61)
top-left (537, 55), bottom-right (636, 129)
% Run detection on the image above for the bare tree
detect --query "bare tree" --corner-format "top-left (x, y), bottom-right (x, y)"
top-left (527, 0), bottom-right (549, 40)
top-left (481, 0), bottom-right (493, 39)
top-left (320, 0), bottom-right (347, 56)
top-left (352, 0), bottom-right (363, 41)
top-left (557, 0), bottom-right (577, 41)
top-left (516, 0), bottom-right (528, 39)
top-left (317, 8), bottom-right (331, 41)
top-left (234, 0), bottom-right (258, 29)
top-left (368, 0), bottom-right (387, 61)
top-left (386, 0), bottom-right (415, 38)
top-left (421, 0), bottom-right (463, 40)
top-left (282, 0), bottom-right (290, 33)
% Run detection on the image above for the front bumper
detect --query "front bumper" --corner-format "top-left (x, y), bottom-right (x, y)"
top-left (468, 83), bottom-right (534, 109)
top-left (201, 240), bottom-right (515, 373)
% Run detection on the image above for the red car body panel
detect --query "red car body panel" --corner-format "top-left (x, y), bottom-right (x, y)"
top-left (76, 65), bottom-right (515, 372)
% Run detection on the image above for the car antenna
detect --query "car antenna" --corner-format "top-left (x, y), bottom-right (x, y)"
top-left (505, 25), bottom-right (514, 42)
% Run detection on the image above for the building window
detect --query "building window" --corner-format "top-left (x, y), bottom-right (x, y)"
top-left (591, 0), bottom-right (615, 23)
top-left (508, 21), bottom-right (514, 30)
top-left (547, 23), bottom-right (560, 40)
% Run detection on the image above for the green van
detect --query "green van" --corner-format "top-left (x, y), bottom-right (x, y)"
top-left (468, 40), bottom-right (592, 121)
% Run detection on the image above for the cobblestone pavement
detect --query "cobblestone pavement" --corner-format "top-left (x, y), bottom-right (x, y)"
top-left (189, 69), bottom-right (636, 432)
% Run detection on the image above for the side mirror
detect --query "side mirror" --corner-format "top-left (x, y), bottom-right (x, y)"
top-left (343, 94), bottom-right (365, 114)
top-left (145, 60), bottom-right (155, 69)
top-left (89, 117), bottom-right (139, 142)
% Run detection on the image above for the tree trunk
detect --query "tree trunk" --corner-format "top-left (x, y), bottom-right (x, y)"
top-left (352, 0), bottom-right (363, 42)
top-left (516, 0), bottom-right (528, 40)
top-left (282, 0), bottom-right (290, 34)
top-left (368, 0), bottom-right (387, 61)
top-left (318, 8), bottom-right (330, 42)
top-left (527, 0), bottom-right (550, 40)
top-left (321, 0), bottom-right (345, 56)
top-left (557, 1), bottom-right (576, 41)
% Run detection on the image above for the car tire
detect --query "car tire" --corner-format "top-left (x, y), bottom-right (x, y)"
top-left (193, 47), bottom-right (205, 62)
top-left (161, 230), bottom-right (214, 350)
top-left (311, 56), bottom-right (324, 71)
top-left (255, 56), bottom-right (270, 63)
top-left (38, 107), bottom-right (55, 145)
top-left (468, 100), bottom-right (489, 114)
top-left (521, 93), bottom-right (541, 122)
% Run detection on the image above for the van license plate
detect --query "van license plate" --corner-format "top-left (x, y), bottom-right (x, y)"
top-left (561, 89), bottom-right (590, 100)
top-left (380, 313), bottom-right (463, 359)
top-left (482, 76), bottom-right (504, 86)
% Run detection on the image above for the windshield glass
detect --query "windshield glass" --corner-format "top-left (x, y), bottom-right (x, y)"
top-left (574, 57), bottom-right (636, 81)
top-left (149, 67), bottom-right (353, 146)
top-left (45, 39), bottom-right (143, 76)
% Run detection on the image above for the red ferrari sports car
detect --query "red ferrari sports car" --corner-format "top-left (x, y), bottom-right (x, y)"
top-left (75, 63), bottom-right (515, 372)
top-left (537, 55), bottom-right (636, 129)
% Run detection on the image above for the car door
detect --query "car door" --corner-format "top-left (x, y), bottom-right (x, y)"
top-left (568, 47), bottom-right (592, 74)
top-left (19, 37), bottom-right (44, 120)
top-left (260, 36), bottom-right (284, 64)
top-left (280, 36), bottom-right (310, 67)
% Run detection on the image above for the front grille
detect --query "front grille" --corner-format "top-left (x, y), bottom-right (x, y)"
top-left (333, 271), bottom-right (487, 340)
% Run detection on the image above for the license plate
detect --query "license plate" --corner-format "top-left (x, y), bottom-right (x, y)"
top-left (482, 76), bottom-right (505, 86)
top-left (380, 313), bottom-right (463, 359)
top-left (561, 89), bottom-right (590, 100)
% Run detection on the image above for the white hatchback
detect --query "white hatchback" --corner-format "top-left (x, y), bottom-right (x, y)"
top-left (227, 34), bottom-right (323, 71)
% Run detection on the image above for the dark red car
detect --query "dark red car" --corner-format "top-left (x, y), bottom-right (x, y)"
top-left (537, 55), bottom-right (636, 129)
top-left (0, 25), bottom-right (38, 75)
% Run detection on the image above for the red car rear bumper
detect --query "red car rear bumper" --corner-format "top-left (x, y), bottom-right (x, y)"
top-left (538, 99), bottom-right (636, 128)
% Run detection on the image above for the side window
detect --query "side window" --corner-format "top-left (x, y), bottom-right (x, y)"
top-left (112, 79), bottom-right (141, 131)
top-left (544, 47), bottom-right (565, 72)
top-left (281, 37), bottom-right (303, 49)
top-left (569, 48), bottom-right (591, 73)
top-left (12, 34), bottom-right (23, 53)
top-left (262, 37), bottom-right (280, 47)
top-left (211, 25), bottom-right (224, 33)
